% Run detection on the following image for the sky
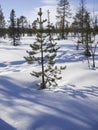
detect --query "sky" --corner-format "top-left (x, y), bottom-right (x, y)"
top-left (0, 0), bottom-right (98, 24)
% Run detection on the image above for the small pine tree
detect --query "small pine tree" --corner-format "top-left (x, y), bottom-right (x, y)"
top-left (9, 9), bottom-right (20, 46)
top-left (25, 8), bottom-right (66, 89)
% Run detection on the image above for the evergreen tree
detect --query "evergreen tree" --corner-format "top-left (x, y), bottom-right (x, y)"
top-left (72, 0), bottom-right (87, 42)
top-left (73, 0), bottom-right (97, 68)
top-left (79, 0), bottom-right (87, 44)
top-left (16, 18), bottom-right (21, 39)
top-left (83, 11), bottom-right (92, 56)
top-left (86, 14), bottom-right (98, 69)
top-left (19, 16), bottom-right (27, 36)
top-left (56, 0), bottom-right (71, 39)
top-left (92, 15), bottom-right (98, 37)
top-left (73, 0), bottom-right (87, 41)
top-left (27, 24), bottom-right (32, 36)
top-left (0, 5), bottom-right (5, 38)
top-left (73, 0), bottom-right (92, 56)
top-left (9, 9), bottom-right (17, 46)
top-left (25, 8), bottom-right (65, 89)
top-left (32, 20), bottom-right (38, 30)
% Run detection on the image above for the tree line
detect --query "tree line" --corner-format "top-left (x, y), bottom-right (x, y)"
top-left (0, 0), bottom-right (98, 40)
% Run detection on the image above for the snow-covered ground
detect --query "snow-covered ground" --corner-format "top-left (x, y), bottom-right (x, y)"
top-left (0, 36), bottom-right (98, 130)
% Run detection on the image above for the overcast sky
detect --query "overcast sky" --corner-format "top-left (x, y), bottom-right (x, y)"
top-left (0, 0), bottom-right (98, 24)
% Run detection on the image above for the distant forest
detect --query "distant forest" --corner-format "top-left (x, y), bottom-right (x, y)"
top-left (0, 0), bottom-right (98, 38)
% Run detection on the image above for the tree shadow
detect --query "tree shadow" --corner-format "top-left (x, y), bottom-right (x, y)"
top-left (0, 63), bottom-right (7, 67)
top-left (0, 76), bottom-right (98, 130)
top-left (0, 119), bottom-right (16, 130)
top-left (28, 85), bottom-right (98, 130)
top-left (10, 60), bottom-right (26, 66)
top-left (56, 43), bottom-right (85, 64)
top-left (54, 84), bottom-right (98, 99)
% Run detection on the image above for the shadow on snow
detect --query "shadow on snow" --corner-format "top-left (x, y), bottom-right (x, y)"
top-left (0, 119), bottom-right (16, 130)
top-left (0, 76), bottom-right (98, 130)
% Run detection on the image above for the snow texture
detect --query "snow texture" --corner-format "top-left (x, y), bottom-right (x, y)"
top-left (0, 36), bottom-right (98, 130)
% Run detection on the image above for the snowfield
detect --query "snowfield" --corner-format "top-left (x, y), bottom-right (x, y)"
top-left (0, 36), bottom-right (98, 130)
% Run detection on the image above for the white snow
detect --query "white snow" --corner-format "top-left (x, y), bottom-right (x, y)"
top-left (0, 36), bottom-right (98, 130)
